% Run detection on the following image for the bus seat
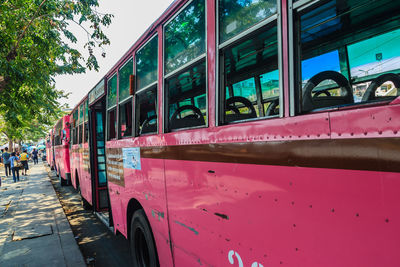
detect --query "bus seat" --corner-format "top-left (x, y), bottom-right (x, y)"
top-left (169, 105), bottom-right (205, 130)
top-left (362, 73), bottom-right (400, 102)
top-left (225, 96), bottom-right (257, 123)
top-left (302, 71), bottom-right (353, 113)
top-left (140, 115), bottom-right (157, 135)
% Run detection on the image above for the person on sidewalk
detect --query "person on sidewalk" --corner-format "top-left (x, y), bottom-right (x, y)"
top-left (20, 149), bottom-right (29, 175)
top-left (10, 152), bottom-right (20, 182)
top-left (31, 148), bottom-right (39, 165)
top-left (2, 147), bottom-right (11, 177)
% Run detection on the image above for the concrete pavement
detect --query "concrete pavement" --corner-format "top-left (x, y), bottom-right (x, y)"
top-left (0, 162), bottom-right (85, 267)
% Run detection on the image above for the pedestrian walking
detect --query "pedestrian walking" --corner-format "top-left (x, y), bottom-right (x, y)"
top-left (20, 149), bottom-right (29, 175)
top-left (2, 147), bottom-right (11, 177)
top-left (32, 148), bottom-right (39, 165)
top-left (10, 152), bottom-right (20, 182)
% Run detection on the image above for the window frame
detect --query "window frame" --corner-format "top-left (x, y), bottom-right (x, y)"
top-left (136, 34), bottom-right (159, 91)
top-left (118, 57), bottom-right (134, 103)
top-left (106, 73), bottom-right (118, 140)
top-left (162, 0), bottom-right (208, 133)
top-left (117, 57), bottom-right (134, 139)
top-left (118, 95), bottom-right (134, 139)
top-left (135, 33), bottom-right (159, 136)
top-left (216, 0), bottom-right (283, 126)
top-left (290, 0), bottom-right (400, 115)
top-left (135, 85), bottom-right (158, 136)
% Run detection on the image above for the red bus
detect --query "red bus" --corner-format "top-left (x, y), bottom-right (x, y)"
top-left (53, 115), bottom-right (72, 186)
top-left (59, 0), bottom-right (400, 266)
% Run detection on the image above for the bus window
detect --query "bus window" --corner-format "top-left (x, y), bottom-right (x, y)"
top-left (107, 74), bottom-right (117, 140)
top-left (219, 21), bottom-right (279, 124)
top-left (297, 0), bottom-right (400, 113)
top-left (164, 0), bottom-right (205, 75)
top-left (78, 104), bottom-right (84, 144)
top-left (72, 109), bottom-right (78, 144)
top-left (118, 59), bottom-right (133, 138)
top-left (119, 100), bottom-right (132, 138)
top-left (84, 99), bottom-right (89, 143)
top-left (136, 35), bottom-right (158, 136)
top-left (107, 108), bottom-right (117, 140)
top-left (219, 0), bottom-right (277, 44)
top-left (165, 61), bottom-right (206, 131)
top-left (164, 0), bottom-right (206, 132)
top-left (136, 87), bottom-right (157, 135)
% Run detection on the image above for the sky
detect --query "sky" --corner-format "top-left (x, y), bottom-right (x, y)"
top-left (55, 0), bottom-right (175, 109)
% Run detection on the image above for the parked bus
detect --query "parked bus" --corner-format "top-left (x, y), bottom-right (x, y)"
top-left (68, 96), bottom-right (110, 213)
top-left (58, 0), bottom-right (400, 266)
top-left (45, 130), bottom-right (53, 167)
top-left (53, 115), bottom-right (72, 186)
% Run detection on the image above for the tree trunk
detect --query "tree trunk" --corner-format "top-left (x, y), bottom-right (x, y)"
top-left (8, 139), bottom-right (13, 152)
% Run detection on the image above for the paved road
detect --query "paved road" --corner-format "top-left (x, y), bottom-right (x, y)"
top-left (46, 166), bottom-right (132, 267)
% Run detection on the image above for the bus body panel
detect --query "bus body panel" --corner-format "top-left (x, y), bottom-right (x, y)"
top-left (106, 140), bottom-right (174, 267)
top-left (165, 160), bottom-right (400, 267)
top-left (54, 115), bottom-right (71, 180)
top-left (46, 131), bottom-right (52, 166)
top-left (70, 144), bottom-right (81, 189)
top-left (80, 142), bottom-right (92, 205)
top-left (106, 100), bottom-right (400, 266)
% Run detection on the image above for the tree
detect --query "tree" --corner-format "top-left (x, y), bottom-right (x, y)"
top-left (0, 0), bottom-right (113, 144)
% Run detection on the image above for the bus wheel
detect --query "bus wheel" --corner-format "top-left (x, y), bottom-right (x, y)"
top-left (59, 170), bottom-right (66, 186)
top-left (78, 186), bottom-right (91, 210)
top-left (130, 209), bottom-right (159, 267)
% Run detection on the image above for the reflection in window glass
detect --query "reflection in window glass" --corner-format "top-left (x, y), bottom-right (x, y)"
top-left (136, 36), bottom-right (158, 90)
top-left (348, 28), bottom-right (400, 79)
top-left (79, 104), bottom-right (84, 124)
top-left (84, 100), bottom-right (89, 122)
top-left (136, 87), bottom-right (157, 135)
top-left (166, 61), bottom-right (206, 131)
top-left (164, 0), bottom-right (205, 74)
top-left (260, 70), bottom-right (279, 99)
top-left (219, 0), bottom-right (277, 43)
top-left (119, 59), bottom-right (133, 102)
top-left (107, 75), bottom-right (117, 108)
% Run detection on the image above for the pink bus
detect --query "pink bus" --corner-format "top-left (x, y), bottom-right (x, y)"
top-left (45, 130), bottom-right (53, 167)
top-left (70, 0), bottom-right (400, 266)
top-left (53, 115), bottom-right (72, 186)
top-left (69, 96), bottom-right (109, 212)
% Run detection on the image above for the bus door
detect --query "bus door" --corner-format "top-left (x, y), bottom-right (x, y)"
top-left (89, 105), bottom-right (109, 212)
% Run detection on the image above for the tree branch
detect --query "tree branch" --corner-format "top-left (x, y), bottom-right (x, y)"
top-left (6, 0), bottom-right (48, 62)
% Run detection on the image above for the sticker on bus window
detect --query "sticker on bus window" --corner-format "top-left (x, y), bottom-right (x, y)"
top-left (123, 147), bottom-right (141, 170)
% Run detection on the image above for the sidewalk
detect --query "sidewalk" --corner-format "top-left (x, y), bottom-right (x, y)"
top-left (0, 163), bottom-right (85, 267)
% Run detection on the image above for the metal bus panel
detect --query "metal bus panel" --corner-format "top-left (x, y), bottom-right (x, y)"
top-left (54, 115), bottom-right (71, 182)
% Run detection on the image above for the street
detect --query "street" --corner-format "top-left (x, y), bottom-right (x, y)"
top-left (46, 165), bottom-right (132, 267)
